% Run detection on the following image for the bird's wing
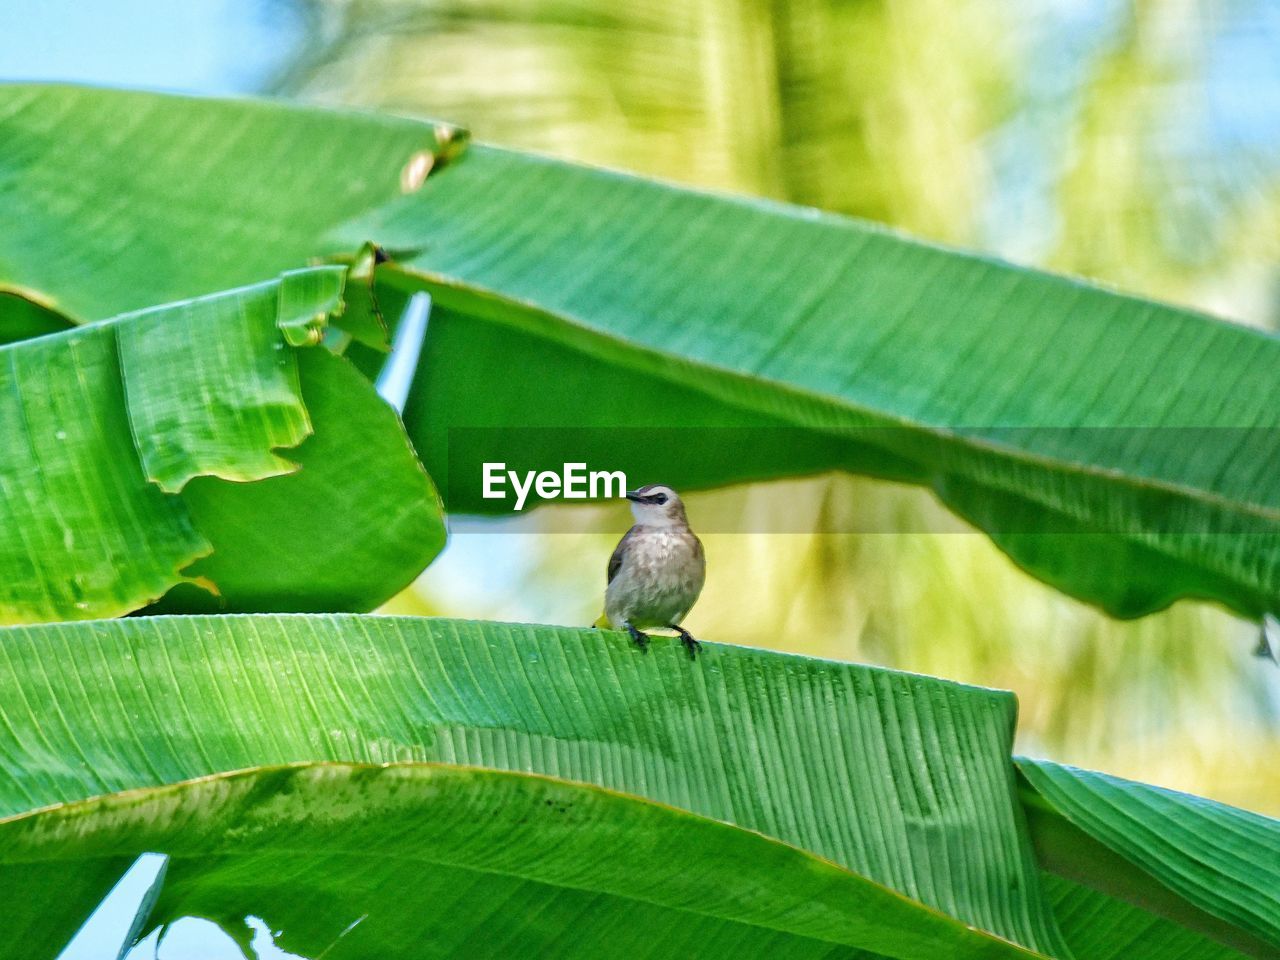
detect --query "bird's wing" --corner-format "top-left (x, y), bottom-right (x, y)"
top-left (607, 526), bottom-right (637, 584)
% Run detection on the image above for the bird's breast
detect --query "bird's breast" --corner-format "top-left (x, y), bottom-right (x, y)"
top-left (627, 530), bottom-right (704, 577)
top-left (606, 527), bottom-right (706, 628)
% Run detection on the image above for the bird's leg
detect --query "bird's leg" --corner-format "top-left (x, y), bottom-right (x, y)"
top-left (668, 624), bottom-right (701, 660)
top-left (624, 621), bottom-right (650, 653)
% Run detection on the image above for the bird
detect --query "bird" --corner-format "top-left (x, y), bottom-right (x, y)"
top-left (602, 484), bottom-right (706, 659)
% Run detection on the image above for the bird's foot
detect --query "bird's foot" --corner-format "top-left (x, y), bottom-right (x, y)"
top-left (668, 624), bottom-right (702, 660)
top-left (625, 622), bottom-right (651, 653)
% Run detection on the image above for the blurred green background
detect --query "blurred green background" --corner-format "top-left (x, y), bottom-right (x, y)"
top-left (4, 0), bottom-right (1278, 815)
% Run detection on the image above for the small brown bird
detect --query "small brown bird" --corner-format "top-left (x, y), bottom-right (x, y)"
top-left (603, 484), bottom-right (706, 658)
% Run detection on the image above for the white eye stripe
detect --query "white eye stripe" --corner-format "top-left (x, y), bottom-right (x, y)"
top-left (634, 484), bottom-right (679, 504)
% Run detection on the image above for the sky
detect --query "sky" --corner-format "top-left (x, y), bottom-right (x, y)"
top-left (0, 0), bottom-right (298, 95)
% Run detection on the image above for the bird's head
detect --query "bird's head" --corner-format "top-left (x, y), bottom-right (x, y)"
top-left (625, 484), bottom-right (687, 528)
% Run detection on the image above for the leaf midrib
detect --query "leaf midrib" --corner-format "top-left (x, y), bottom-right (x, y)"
top-left (1, 761), bottom-right (1050, 960)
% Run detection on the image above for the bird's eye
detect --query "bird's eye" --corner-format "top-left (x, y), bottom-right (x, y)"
top-left (655, 493), bottom-right (668, 505)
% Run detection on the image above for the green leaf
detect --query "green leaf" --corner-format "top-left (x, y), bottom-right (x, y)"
top-left (0, 615), bottom-right (1069, 958)
top-left (171, 348), bottom-right (445, 613)
top-left (1, 317), bottom-right (210, 622)
top-left (0, 85), bottom-right (464, 320)
top-left (2, 84), bottom-right (1277, 619)
top-left (365, 154), bottom-right (1280, 623)
top-left (0, 271), bottom-right (444, 622)
top-left (2, 855), bottom-right (138, 958)
top-left (275, 265), bottom-right (347, 347)
top-left (1018, 758), bottom-right (1280, 956)
top-left (1, 763), bottom-right (1060, 960)
top-left (1044, 875), bottom-right (1247, 960)
top-left (115, 272), bottom-right (333, 493)
top-left (0, 287), bottom-right (75, 345)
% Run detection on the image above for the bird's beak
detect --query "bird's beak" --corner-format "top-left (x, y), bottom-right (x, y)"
top-left (625, 490), bottom-right (643, 503)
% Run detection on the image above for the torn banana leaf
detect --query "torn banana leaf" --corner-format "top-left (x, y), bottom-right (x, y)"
top-left (3, 84), bottom-right (1280, 621)
top-left (0, 270), bottom-right (443, 622)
